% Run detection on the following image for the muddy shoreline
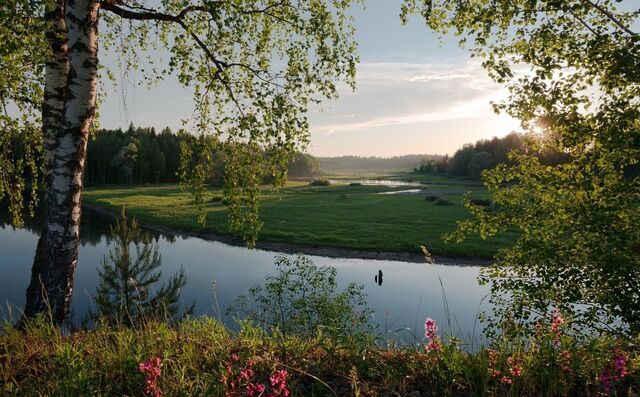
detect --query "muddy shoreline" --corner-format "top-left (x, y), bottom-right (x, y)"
top-left (82, 202), bottom-right (493, 266)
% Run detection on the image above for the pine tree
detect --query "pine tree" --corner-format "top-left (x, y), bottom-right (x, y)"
top-left (88, 209), bottom-right (192, 327)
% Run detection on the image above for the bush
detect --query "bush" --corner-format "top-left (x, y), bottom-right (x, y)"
top-left (228, 254), bottom-right (373, 347)
top-left (435, 198), bottom-right (453, 206)
top-left (424, 195), bottom-right (439, 201)
top-left (309, 179), bottom-right (330, 186)
top-left (209, 196), bottom-right (223, 203)
top-left (349, 182), bottom-right (362, 186)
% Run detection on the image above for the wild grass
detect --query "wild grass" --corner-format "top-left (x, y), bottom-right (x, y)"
top-left (1, 315), bottom-right (638, 396)
top-left (84, 182), bottom-right (516, 258)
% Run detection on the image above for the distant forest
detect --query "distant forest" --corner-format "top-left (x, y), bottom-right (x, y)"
top-left (317, 154), bottom-right (440, 173)
top-left (415, 132), bottom-right (571, 179)
top-left (85, 125), bottom-right (320, 185)
top-left (85, 127), bottom-right (573, 184)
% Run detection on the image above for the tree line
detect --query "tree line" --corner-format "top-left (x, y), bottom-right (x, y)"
top-left (318, 154), bottom-right (440, 172)
top-left (85, 125), bottom-right (320, 186)
top-left (415, 132), bottom-right (572, 179)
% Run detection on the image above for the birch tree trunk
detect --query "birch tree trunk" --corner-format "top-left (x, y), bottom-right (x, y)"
top-left (42, 0), bottom-right (69, 181)
top-left (24, 0), bottom-right (100, 324)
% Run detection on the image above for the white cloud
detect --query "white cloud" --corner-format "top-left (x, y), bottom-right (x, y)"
top-left (314, 92), bottom-right (506, 135)
top-left (311, 58), bottom-right (509, 135)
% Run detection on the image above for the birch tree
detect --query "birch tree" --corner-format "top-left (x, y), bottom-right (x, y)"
top-left (1, 0), bottom-right (360, 325)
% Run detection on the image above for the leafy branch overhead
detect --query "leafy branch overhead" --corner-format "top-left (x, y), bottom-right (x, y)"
top-left (99, 0), bottom-right (362, 243)
top-left (0, 0), bottom-right (362, 324)
top-left (404, 0), bottom-right (640, 335)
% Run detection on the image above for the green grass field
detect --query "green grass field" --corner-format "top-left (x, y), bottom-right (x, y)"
top-left (84, 178), bottom-right (516, 258)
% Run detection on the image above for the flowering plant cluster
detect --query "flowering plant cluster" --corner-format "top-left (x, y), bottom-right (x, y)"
top-left (486, 349), bottom-right (522, 385)
top-left (219, 353), bottom-right (290, 397)
top-left (423, 318), bottom-right (441, 353)
top-left (138, 357), bottom-right (163, 397)
top-left (599, 350), bottom-right (630, 394)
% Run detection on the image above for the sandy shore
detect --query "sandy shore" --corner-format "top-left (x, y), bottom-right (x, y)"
top-left (83, 202), bottom-right (493, 266)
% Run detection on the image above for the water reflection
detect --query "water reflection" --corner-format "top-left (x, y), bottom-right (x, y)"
top-left (327, 179), bottom-right (423, 187)
top-left (375, 269), bottom-right (383, 286)
top-left (86, 210), bottom-right (192, 327)
top-left (0, 206), bottom-right (490, 343)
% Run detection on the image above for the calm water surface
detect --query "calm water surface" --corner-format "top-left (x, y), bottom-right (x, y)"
top-left (0, 208), bottom-right (490, 343)
top-left (327, 179), bottom-right (423, 187)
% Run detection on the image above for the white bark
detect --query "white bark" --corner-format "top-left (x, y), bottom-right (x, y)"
top-left (25, 0), bottom-right (100, 324)
top-left (42, 0), bottom-right (69, 180)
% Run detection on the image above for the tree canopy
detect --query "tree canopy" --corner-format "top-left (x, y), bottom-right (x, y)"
top-left (404, 0), bottom-right (640, 335)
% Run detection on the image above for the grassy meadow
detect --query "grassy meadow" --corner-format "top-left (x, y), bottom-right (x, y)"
top-left (83, 176), bottom-right (515, 258)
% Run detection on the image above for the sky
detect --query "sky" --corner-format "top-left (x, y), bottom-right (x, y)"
top-left (98, 0), bottom-right (521, 157)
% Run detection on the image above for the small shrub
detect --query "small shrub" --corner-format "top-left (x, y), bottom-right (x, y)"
top-left (229, 254), bottom-right (373, 347)
top-left (309, 179), bottom-right (330, 186)
top-left (435, 198), bottom-right (453, 206)
top-left (349, 182), bottom-right (362, 186)
top-left (209, 196), bottom-right (223, 203)
top-left (424, 195), bottom-right (439, 201)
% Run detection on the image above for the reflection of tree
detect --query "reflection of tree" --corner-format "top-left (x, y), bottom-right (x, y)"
top-left (0, 203), bottom-right (169, 248)
top-left (87, 209), bottom-right (192, 327)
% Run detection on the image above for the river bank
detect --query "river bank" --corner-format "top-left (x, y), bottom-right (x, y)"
top-left (82, 201), bottom-right (493, 266)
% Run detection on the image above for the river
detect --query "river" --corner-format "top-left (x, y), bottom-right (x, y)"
top-left (0, 207), bottom-right (490, 344)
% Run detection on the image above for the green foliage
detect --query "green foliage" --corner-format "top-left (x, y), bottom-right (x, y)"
top-left (229, 255), bottom-right (374, 348)
top-left (469, 198), bottom-right (492, 207)
top-left (178, 133), bottom-right (218, 226)
top-left (287, 152), bottom-right (320, 178)
top-left (467, 151), bottom-right (495, 180)
top-left (3, 0), bottom-right (362, 244)
top-left (2, 314), bottom-right (640, 396)
top-left (416, 155), bottom-right (449, 174)
top-left (424, 195), bottom-right (439, 201)
top-left (86, 126), bottom-right (187, 185)
top-left (0, 0), bottom-right (47, 227)
top-left (404, 0), bottom-right (640, 334)
top-left (318, 154), bottom-right (437, 173)
top-left (309, 178), bottom-right (331, 186)
top-left (87, 209), bottom-right (192, 327)
top-left (417, 133), bottom-right (568, 178)
top-left (435, 198), bottom-right (453, 206)
top-left (447, 144), bottom-right (477, 177)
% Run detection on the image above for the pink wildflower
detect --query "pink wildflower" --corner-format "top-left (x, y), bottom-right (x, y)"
top-left (247, 383), bottom-right (266, 396)
top-left (424, 318), bottom-right (438, 339)
top-left (423, 317), bottom-right (442, 353)
top-left (426, 338), bottom-right (442, 353)
top-left (488, 368), bottom-right (502, 378)
top-left (240, 367), bottom-right (255, 381)
top-left (551, 309), bottom-right (564, 333)
top-left (268, 370), bottom-right (289, 397)
top-left (614, 354), bottom-right (628, 380)
top-left (138, 357), bottom-right (163, 397)
top-left (507, 356), bottom-right (522, 378)
top-left (599, 369), bottom-right (613, 394)
top-left (500, 376), bottom-right (513, 385)
top-left (534, 321), bottom-right (543, 336)
top-left (559, 350), bottom-right (574, 374)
